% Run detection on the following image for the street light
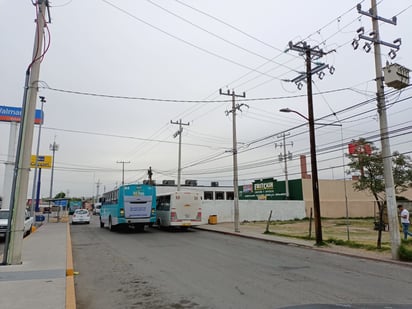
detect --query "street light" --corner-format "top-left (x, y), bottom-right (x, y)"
top-left (279, 108), bottom-right (309, 121)
top-left (280, 107), bottom-right (323, 245)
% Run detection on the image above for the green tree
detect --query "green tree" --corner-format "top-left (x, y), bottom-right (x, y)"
top-left (348, 138), bottom-right (412, 248)
top-left (54, 192), bottom-right (66, 199)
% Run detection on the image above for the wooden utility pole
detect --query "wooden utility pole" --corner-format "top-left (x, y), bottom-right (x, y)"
top-left (287, 41), bottom-right (333, 245)
top-left (219, 89), bottom-right (247, 233)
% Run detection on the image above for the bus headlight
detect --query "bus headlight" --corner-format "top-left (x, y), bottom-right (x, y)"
top-left (120, 208), bottom-right (125, 217)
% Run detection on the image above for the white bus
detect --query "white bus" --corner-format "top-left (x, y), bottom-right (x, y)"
top-left (156, 191), bottom-right (202, 229)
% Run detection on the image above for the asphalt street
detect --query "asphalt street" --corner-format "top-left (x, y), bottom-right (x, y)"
top-left (71, 216), bottom-right (412, 309)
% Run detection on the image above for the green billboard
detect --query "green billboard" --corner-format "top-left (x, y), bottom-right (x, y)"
top-left (239, 178), bottom-right (303, 200)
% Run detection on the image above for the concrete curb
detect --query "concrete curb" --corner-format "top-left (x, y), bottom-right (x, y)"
top-left (66, 223), bottom-right (76, 309)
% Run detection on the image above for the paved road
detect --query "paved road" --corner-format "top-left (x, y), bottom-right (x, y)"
top-left (71, 217), bottom-right (412, 309)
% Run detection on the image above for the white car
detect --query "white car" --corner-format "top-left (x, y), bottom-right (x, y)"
top-left (72, 209), bottom-right (91, 224)
top-left (0, 209), bottom-right (33, 237)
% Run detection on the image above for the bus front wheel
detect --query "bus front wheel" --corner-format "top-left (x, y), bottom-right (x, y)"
top-left (100, 218), bottom-right (104, 228)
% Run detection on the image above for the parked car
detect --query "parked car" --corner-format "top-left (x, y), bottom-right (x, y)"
top-left (71, 209), bottom-right (90, 224)
top-left (0, 209), bottom-right (34, 237)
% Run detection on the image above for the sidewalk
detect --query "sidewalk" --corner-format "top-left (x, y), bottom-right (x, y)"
top-left (0, 221), bottom-right (73, 309)
top-left (196, 222), bottom-right (412, 267)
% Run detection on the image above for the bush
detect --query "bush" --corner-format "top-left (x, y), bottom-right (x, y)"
top-left (398, 241), bottom-right (412, 261)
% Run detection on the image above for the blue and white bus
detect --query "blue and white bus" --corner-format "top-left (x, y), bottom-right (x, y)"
top-left (100, 184), bottom-right (156, 232)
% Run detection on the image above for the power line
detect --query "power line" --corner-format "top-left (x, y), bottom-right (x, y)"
top-left (146, 0), bottom-right (296, 73)
top-left (101, 0), bottom-right (283, 80)
top-left (39, 83), bottom-right (371, 103)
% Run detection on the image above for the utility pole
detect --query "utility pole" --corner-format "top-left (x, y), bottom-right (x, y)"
top-left (49, 139), bottom-right (59, 202)
top-left (3, 0), bottom-right (49, 265)
top-left (171, 119), bottom-right (189, 191)
top-left (220, 89), bottom-right (247, 233)
top-left (353, 1), bottom-right (402, 259)
top-left (95, 179), bottom-right (101, 203)
top-left (116, 161), bottom-right (130, 186)
top-left (276, 133), bottom-right (293, 199)
top-left (287, 41), bottom-right (334, 245)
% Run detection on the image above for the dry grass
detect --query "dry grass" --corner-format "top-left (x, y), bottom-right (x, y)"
top-left (240, 218), bottom-right (412, 258)
top-left (257, 218), bottom-right (391, 247)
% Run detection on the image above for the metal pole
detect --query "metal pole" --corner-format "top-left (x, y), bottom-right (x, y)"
top-left (370, 0), bottom-right (401, 258)
top-left (30, 96), bottom-right (45, 217)
top-left (306, 49), bottom-right (323, 245)
top-left (35, 168), bottom-right (42, 213)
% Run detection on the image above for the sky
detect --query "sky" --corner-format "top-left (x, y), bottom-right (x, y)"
top-left (1, 0), bottom-right (412, 200)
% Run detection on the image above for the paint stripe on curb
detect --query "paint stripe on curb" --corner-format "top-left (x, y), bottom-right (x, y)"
top-left (66, 223), bottom-right (76, 309)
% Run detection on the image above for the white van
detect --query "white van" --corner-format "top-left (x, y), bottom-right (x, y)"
top-left (93, 203), bottom-right (102, 215)
top-left (156, 191), bottom-right (202, 229)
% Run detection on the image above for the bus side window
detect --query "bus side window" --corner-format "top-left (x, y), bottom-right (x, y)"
top-left (204, 191), bottom-right (213, 200)
top-left (216, 191), bottom-right (224, 200)
top-left (157, 196), bottom-right (171, 211)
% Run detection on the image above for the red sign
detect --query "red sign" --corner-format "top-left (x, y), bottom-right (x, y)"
top-left (348, 142), bottom-right (372, 155)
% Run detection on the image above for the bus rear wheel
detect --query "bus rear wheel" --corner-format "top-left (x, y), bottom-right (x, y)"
top-left (108, 217), bottom-right (116, 232)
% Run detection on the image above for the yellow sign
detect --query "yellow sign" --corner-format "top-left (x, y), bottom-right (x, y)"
top-left (30, 155), bottom-right (52, 169)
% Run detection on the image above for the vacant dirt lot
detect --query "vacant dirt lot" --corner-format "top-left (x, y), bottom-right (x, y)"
top-left (248, 218), bottom-right (391, 247)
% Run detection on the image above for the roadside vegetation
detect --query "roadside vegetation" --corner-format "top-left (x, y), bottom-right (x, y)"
top-left (261, 217), bottom-right (394, 252)
top-left (259, 217), bottom-right (412, 259)
top-left (399, 239), bottom-right (412, 261)
top-left (347, 139), bottom-right (412, 249)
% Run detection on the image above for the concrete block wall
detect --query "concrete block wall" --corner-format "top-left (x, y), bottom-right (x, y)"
top-left (201, 200), bottom-right (306, 224)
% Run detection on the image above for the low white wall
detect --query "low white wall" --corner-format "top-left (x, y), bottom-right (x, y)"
top-left (201, 200), bottom-right (306, 224)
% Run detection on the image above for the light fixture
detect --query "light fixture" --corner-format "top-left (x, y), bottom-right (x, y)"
top-left (363, 42), bottom-right (372, 53)
top-left (352, 39), bottom-right (359, 50)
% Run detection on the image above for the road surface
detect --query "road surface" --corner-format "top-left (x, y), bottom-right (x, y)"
top-left (71, 216), bottom-right (412, 309)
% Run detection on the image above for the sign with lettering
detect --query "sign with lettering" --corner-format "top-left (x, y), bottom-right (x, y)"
top-left (30, 155), bottom-right (52, 169)
top-left (0, 105), bottom-right (44, 124)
